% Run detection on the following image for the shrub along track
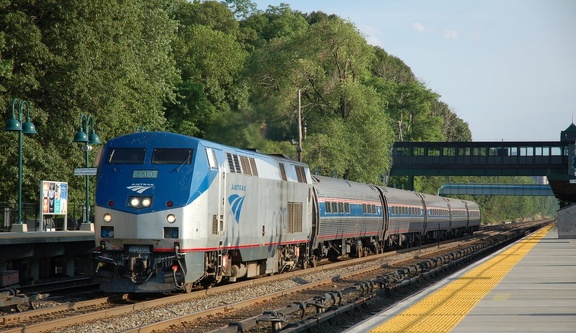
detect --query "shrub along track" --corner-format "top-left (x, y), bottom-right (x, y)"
top-left (0, 220), bottom-right (551, 333)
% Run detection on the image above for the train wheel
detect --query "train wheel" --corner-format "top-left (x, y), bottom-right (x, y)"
top-left (328, 249), bottom-right (339, 261)
top-left (356, 245), bottom-right (363, 258)
top-left (310, 257), bottom-right (317, 267)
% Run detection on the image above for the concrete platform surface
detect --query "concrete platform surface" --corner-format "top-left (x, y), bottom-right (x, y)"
top-left (346, 225), bottom-right (576, 332)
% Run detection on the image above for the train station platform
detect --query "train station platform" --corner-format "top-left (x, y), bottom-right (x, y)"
top-left (0, 230), bottom-right (95, 285)
top-left (0, 230), bottom-right (94, 245)
top-left (345, 224), bottom-right (576, 332)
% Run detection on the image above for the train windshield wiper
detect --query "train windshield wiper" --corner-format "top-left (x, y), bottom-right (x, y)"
top-left (173, 154), bottom-right (191, 173)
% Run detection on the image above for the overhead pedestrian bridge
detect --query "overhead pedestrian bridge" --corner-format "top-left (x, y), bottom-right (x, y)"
top-left (389, 123), bottom-right (576, 205)
top-left (390, 141), bottom-right (567, 177)
top-left (438, 184), bottom-right (555, 196)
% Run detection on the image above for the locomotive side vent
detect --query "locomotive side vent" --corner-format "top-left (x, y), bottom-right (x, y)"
top-left (288, 202), bottom-right (303, 233)
top-left (212, 215), bottom-right (218, 235)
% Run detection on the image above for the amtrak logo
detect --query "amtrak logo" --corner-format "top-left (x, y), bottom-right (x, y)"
top-left (127, 184), bottom-right (154, 194)
top-left (228, 194), bottom-right (245, 223)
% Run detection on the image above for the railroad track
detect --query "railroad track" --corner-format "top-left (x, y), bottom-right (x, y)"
top-left (145, 223), bottom-right (545, 333)
top-left (16, 277), bottom-right (97, 296)
top-left (0, 220), bottom-right (551, 333)
top-left (0, 277), bottom-right (99, 314)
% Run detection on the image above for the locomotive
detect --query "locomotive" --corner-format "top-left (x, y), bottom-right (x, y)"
top-left (92, 132), bottom-right (480, 293)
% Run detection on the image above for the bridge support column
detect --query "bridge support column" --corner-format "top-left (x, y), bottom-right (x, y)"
top-left (407, 175), bottom-right (414, 191)
top-left (558, 204), bottom-right (576, 239)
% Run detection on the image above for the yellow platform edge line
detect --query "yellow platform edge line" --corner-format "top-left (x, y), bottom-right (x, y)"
top-left (371, 225), bottom-right (553, 333)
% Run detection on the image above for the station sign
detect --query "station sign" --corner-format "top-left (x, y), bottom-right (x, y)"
top-left (39, 180), bottom-right (68, 231)
top-left (74, 167), bottom-right (97, 176)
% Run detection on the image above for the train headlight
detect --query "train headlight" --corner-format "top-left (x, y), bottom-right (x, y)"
top-left (130, 197), bottom-right (140, 207)
top-left (141, 198), bottom-right (152, 207)
top-left (103, 213), bottom-right (112, 222)
top-left (166, 214), bottom-right (176, 223)
top-left (128, 196), bottom-right (153, 208)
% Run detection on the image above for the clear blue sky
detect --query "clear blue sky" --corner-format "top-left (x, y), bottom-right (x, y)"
top-left (255, 0), bottom-right (576, 142)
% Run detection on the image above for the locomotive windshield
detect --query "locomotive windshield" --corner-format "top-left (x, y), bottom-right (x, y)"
top-left (152, 148), bottom-right (192, 164)
top-left (107, 148), bottom-right (146, 164)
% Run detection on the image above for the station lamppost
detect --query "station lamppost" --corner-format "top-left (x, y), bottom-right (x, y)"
top-left (73, 114), bottom-right (101, 231)
top-left (4, 98), bottom-right (37, 232)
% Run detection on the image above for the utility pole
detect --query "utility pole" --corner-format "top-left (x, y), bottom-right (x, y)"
top-left (297, 89), bottom-right (303, 162)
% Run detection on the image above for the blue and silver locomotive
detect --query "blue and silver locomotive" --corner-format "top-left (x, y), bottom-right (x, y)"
top-left (92, 132), bottom-right (480, 293)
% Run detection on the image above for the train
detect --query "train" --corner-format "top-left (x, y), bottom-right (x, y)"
top-left (92, 132), bottom-right (480, 293)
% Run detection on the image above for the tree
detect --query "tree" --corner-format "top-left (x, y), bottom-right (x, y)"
top-left (244, 15), bottom-right (394, 182)
top-left (175, 0), bottom-right (241, 35)
top-left (371, 47), bottom-right (416, 85)
top-left (0, 1), bottom-right (546, 225)
top-left (166, 1), bottom-right (248, 138)
top-left (432, 100), bottom-right (472, 142)
top-left (240, 3), bottom-right (308, 46)
top-left (0, 31), bottom-right (12, 93)
top-left (386, 80), bottom-right (444, 142)
top-left (223, 0), bottom-right (257, 19)
top-left (0, 0), bottom-right (178, 205)
top-left (370, 46), bottom-right (471, 143)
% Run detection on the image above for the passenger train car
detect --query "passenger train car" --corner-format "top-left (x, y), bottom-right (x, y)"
top-left (92, 132), bottom-right (480, 293)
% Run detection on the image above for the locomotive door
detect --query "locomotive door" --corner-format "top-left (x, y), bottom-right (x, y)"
top-left (217, 152), bottom-right (227, 236)
top-left (207, 147), bottom-right (226, 236)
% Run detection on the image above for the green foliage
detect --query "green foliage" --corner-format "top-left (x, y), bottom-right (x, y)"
top-left (0, 1), bottom-right (548, 224)
top-left (223, 0), bottom-right (258, 20)
top-left (385, 80), bottom-right (444, 142)
top-left (165, 81), bottom-right (214, 137)
top-left (240, 3), bottom-right (309, 46)
top-left (243, 15), bottom-right (395, 181)
top-left (1, 0), bottom-right (178, 204)
top-left (371, 47), bottom-right (416, 84)
top-left (0, 31), bottom-right (13, 93)
top-left (304, 85), bottom-right (394, 183)
top-left (167, 1), bottom-right (248, 138)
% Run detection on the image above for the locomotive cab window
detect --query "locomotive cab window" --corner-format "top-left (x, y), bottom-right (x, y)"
top-left (206, 148), bottom-right (218, 169)
top-left (107, 148), bottom-right (146, 164)
top-left (152, 148), bottom-right (192, 164)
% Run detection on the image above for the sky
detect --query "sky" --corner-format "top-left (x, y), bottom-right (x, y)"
top-left (254, 0), bottom-right (576, 142)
